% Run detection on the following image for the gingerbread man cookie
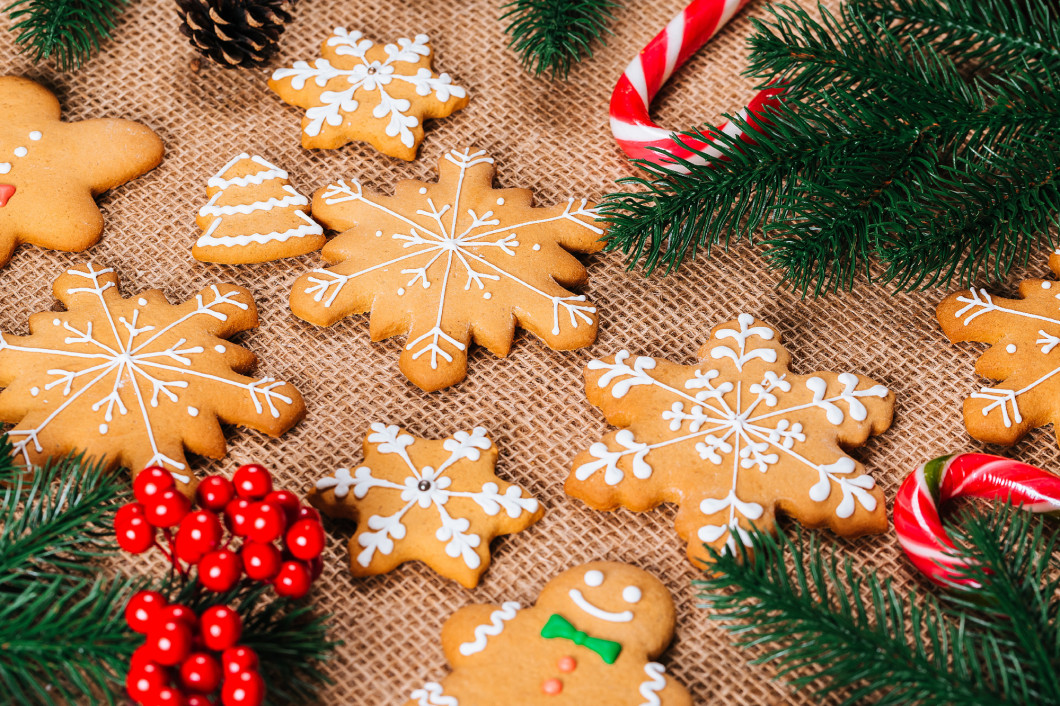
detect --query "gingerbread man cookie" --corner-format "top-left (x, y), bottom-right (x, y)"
top-left (405, 561), bottom-right (691, 705)
top-left (268, 28), bottom-right (468, 160)
top-left (0, 263), bottom-right (305, 495)
top-left (0, 76), bottom-right (164, 265)
top-left (566, 314), bottom-right (894, 567)
top-left (311, 423), bottom-right (542, 588)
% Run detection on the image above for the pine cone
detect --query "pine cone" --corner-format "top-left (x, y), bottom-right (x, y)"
top-left (176, 0), bottom-right (294, 69)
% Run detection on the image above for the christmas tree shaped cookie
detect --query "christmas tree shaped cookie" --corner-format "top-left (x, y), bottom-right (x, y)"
top-left (193, 153), bottom-right (325, 263)
top-left (0, 76), bottom-right (164, 266)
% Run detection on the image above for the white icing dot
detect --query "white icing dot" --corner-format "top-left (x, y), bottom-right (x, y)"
top-left (397, 288), bottom-right (406, 296)
top-left (52, 318), bottom-right (60, 326)
top-left (375, 230), bottom-right (383, 237)
top-left (214, 344), bottom-right (226, 353)
top-left (532, 244), bottom-right (541, 251)
top-left (138, 297), bottom-right (147, 305)
top-left (483, 292), bottom-right (492, 300)
top-left (496, 197), bottom-right (505, 205)
top-left (187, 406), bottom-right (199, 417)
top-left (13, 147), bottom-right (27, 158)
top-left (99, 424), bottom-right (108, 435)
top-left (30, 387), bottom-right (39, 396)
top-left (29, 131), bottom-right (42, 141)
top-left (418, 187), bottom-right (427, 194)
top-left (0, 164), bottom-right (10, 174)
top-left (622, 586), bottom-right (642, 604)
top-left (1006, 344), bottom-right (1017, 353)
top-left (584, 570), bottom-right (604, 587)
top-left (1044, 282), bottom-right (1053, 290)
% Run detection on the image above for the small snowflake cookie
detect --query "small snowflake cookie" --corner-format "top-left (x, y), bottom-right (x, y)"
top-left (566, 314), bottom-right (895, 566)
top-left (310, 423), bottom-right (542, 588)
top-left (268, 28), bottom-right (469, 160)
top-left (404, 561), bottom-right (692, 705)
top-left (289, 147), bottom-right (606, 392)
top-left (0, 263), bottom-right (305, 495)
top-left (0, 76), bottom-right (164, 266)
top-left (193, 153), bottom-right (325, 264)
top-left (937, 250), bottom-right (1060, 448)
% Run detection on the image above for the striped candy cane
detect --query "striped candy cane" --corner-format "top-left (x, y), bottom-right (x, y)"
top-left (609, 0), bottom-right (784, 172)
top-left (894, 453), bottom-right (1060, 588)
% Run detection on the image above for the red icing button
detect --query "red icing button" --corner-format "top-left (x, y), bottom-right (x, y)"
top-left (542, 678), bottom-right (563, 696)
top-left (0, 184), bottom-right (14, 207)
top-left (557, 656), bottom-right (577, 673)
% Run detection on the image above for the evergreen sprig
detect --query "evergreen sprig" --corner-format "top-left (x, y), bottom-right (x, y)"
top-left (3, 0), bottom-right (130, 71)
top-left (602, 0), bottom-right (1060, 296)
top-left (696, 502), bottom-right (1060, 705)
top-left (501, 0), bottom-right (618, 79)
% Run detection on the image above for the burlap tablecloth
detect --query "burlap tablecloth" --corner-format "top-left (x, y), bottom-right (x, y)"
top-left (2, 0), bottom-right (1055, 702)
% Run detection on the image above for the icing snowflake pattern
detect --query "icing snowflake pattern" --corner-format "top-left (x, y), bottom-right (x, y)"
top-left (938, 250), bottom-right (1060, 447)
top-left (269, 29), bottom-right (468, 160)
top-left (312, 423), bottom-right (542, 587)
top-left (290, 147), bottom-right (606, 391)
top-left (566, 314), bottom-right (894, 565)
top-left (0, 263), bottom-right (305, 491)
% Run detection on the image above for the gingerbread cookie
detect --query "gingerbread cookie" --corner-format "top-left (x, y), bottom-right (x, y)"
top-left (566, 315), bottom-right (894, 567)
top-left (311, 423), bottom-right (542, 588)
top-left (405, 561), bottom-right (691, 705)
top-left (0, 263), bottom-right (305, 494)
top-left (0, 76), bottom-right (164, 265)
top-left (290, 147), bottom-right (606, 392)
top-left (193, 153), bottom-right (325, 263)
top-left (938, 250), bottom-right (1060, 447)
top-left (268, 28), bottom-right (468, 160)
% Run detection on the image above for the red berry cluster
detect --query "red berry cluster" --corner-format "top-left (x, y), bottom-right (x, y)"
top-left (116, 464), bottom-right (326, 598)
top-left (124, 591), bottom-right (264, 706)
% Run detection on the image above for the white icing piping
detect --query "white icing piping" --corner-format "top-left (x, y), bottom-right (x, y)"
top-left (207, 154), bottom-right (288, 189)
top-left (458, 601), bottom-right (520, 656)
top-left (197, 210), bottom-right (323, 248)
top-left (198, 185), bottom-right (308, 217)
top-left (638, 662), bottom-right (668, 705)
top-left (568, 589), bottom-right (633, 623)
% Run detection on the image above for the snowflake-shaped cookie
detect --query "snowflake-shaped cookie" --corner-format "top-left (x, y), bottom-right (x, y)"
top-left (268, 28), bottom-right (469, 160)
top-left (938, 250), bottom-right (1060, 448)
top-left (0, 76), bottom-right (164, 266)
top-left (0, 263), bottom-right (305, 493)
top-left (566, 315), bottom-right (894, 566)
top-left (289, 147), bottom-right (606, 392)
top-left (311, 423), bottom-right (543, 587)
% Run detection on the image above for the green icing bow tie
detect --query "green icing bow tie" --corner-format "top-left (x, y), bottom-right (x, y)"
top-left (540, 613), bottom-right (622, 664)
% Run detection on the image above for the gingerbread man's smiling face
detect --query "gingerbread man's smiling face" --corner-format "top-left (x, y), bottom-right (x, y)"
top-left (536, 561), bottom-right (675, 658)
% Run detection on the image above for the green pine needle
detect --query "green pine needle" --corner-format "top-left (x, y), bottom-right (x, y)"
top-left (501, 0), bottom-right (618, 80)
top-left (3, 0), bottom-right (130, 71)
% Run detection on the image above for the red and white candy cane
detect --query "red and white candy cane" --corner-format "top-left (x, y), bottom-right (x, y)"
top-left (609, 0), bottom-right (784, 171)
top-left (894, 453), bottom-right (1060, 588)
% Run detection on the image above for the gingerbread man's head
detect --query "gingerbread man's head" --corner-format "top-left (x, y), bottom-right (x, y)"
top-left (535, 561), bottom-right (675, 657)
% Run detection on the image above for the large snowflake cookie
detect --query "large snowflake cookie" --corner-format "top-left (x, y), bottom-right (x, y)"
top-left (566, 315), bottom-right (894, 566)
top-left (193, 153), bottom-right (325, 264)
top-left (268, 28), bottom-right (469, 160)
top-left (310, 423), bottom-right (542, 588)
top-left (290, 147), bottom-right (606, 392)
top-left (0, 76), bottom-right (164, 266)
top-left (937, 250), bottom-right (1060, 448)
top-left (405, 561), bottom-right (691, 705)
top-left (0, 263), bottom-right (305, 494)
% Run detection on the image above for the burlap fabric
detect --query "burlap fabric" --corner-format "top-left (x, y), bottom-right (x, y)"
top-left (2, 0), bottom-right (1056, 703)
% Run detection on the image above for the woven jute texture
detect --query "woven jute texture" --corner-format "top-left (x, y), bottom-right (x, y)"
top-left (3, 0), bottom-right (1058, 703)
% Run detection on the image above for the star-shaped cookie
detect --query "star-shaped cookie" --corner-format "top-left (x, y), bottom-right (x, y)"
top-left (268, 28), bottom-right (468, 160)
top-left (0, 76), bottom-right (164, 265)
top-left (310, 424), bottom-right (543, 588)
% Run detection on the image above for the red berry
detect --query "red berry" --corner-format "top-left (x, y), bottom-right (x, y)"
top-left (186, 697), bottom-right (217, 706)
top-left (296, 506), bottom-right (321, 523)
top-left (145, 489), bottom-right (190, 528)
top-left (285, 519), bottom-right (326, 560)
top-left (197, 550), bottom-right (242, 592)
top-left (159, 604), bottom-right (198, 630)
top-left (224, 498), bottom-right (253, 537)
top-left (134, 467), bottom-right (175, 504)
top-left (125, 661), bottom-right (167, 701)
top-left (221, 646), bottom-right (258, 677)
top-left (180, 652), bottom-right (223, 694)
top-left (200, 605), bottom-right (242, 651)
top-left (307, 555), bottom-right (324, 580)
top-left (117, 502), bottom-right (147, 521)
top-left (116, 512), bottom-right (156, 554)
top-left (145, 686), bottom-right (186, 706)
top-left (175, 511), bottom-right (223, 564)
top-left (273, 560), bottom-right (312, 598)
top-left (232, 465), bottom-right (272, 500)
top-left (146, 618), bottom-right (193, 666)
top-left (241, 541), bottom-right (282, 581)
top-left (265, 490), bottom-right (300, 523)
top-left (245, 501), bottom-right (286, 543)
top-left (129, 644), bottom-right (157, 671)
top-left (221, 670), bottom-right (264, 706)
top-left (197, 476), bottom-right (235, 512)
top-left (125, 590), bottom-right (168, 633)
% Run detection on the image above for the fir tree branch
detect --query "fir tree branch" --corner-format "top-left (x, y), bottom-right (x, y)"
top-left (501, 0), bottom-right (618, 79)
top-left (3, 0), bottom-right (130, 71)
